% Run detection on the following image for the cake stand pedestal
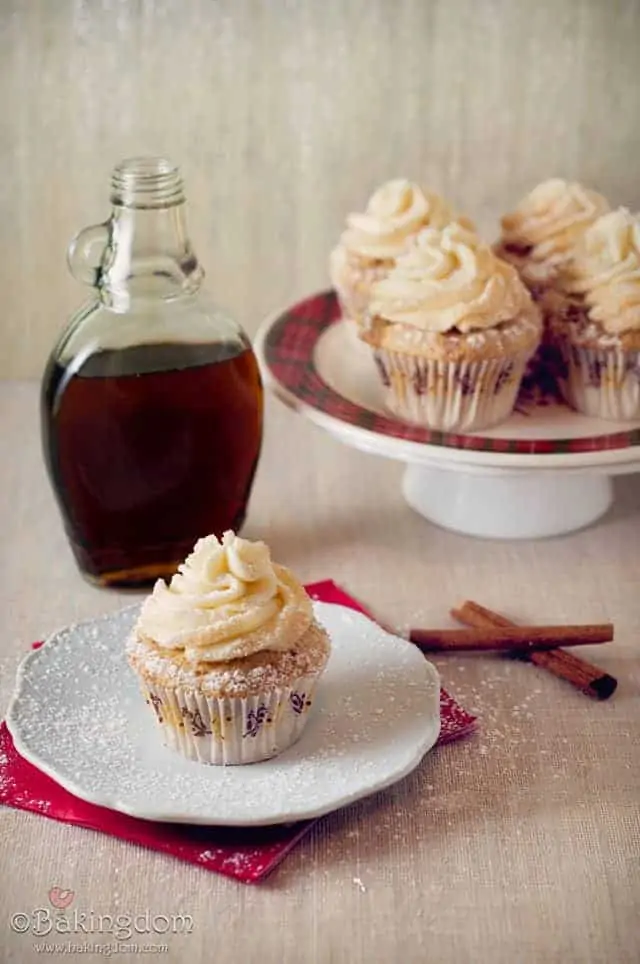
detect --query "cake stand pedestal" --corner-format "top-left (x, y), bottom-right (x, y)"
top-left (401, 465), bottom-right (613, 539)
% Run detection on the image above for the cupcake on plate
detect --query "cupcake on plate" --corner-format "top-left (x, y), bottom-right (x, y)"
top-left (329, 178), bottom-right (473, 330)
top-left (127, 531), bottom-right (331, 765)
top-left (360, 223), bottom-right (542, 432)
top-left (548, 208), bottom-right (640, 420)
top-left (496, 179), bottom-right (610, 405)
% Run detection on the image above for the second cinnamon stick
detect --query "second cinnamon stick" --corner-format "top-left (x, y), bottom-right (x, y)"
top-left (451, 601), bottom-right (617, 701)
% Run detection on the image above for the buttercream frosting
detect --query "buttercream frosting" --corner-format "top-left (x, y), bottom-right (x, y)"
top-left (135, 532), bottom-right (313, 664)
top-left (500, 178), bottom-right (610, 270)
top-left (370, 223), bottom-right (533, 333)
top-left (562, 208), bottom-right (640, 334)
top-left (334, 178), bottom-right (473, 261)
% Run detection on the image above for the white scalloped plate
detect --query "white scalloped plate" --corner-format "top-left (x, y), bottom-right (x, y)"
top-left (5, 602), bottom-right (441, 827)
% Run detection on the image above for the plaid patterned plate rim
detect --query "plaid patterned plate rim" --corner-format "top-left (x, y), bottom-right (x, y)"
top-left (258, 289), bottom-right (640, 456)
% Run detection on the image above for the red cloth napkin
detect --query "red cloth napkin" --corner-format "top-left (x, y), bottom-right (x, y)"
top-left (0, 580), bottom-right (476, 883)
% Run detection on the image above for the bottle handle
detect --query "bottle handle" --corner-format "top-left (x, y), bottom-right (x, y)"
top-left (67, 222), bottom-right (111, 286)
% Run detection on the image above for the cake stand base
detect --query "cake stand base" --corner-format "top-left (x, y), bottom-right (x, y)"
top-left (402, 466), bottom-right (614, 539)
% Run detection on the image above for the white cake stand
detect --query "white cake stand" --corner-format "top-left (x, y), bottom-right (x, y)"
top-left (255, 291), bottom-right (640, 539)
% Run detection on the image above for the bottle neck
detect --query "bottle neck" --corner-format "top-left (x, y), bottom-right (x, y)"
top-left (101, 158), bottom-right (203, 309)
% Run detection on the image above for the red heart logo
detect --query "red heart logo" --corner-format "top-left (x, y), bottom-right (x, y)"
top-left (48, 887), bottom-right (74, 910)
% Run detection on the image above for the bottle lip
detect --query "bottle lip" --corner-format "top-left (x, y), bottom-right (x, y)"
top-left (110, 157), bottom-right (185, 209)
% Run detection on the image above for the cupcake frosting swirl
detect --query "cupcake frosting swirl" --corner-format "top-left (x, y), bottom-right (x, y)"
top-left (370, 223), bottom-right (533, 333)
top-left (336, 178), bottom-right (472, 261)
top-left (500, 178), bottom-right (610, 269)
top-left (563, 208), bottom-right (640, 334)
top-left (135, 532), bottom-right (313, 664)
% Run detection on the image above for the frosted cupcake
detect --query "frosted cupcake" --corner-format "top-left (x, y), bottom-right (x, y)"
top-left (329, 178), bottom-right (473, 330)
top-left (127, 531), bottom-right (331, 765)
top-left (496, 179), bottom-right (610, 404)
top-left (549, 208), bottom-right (640, 420)
top-left (361, 223), bottom-right (542, 431)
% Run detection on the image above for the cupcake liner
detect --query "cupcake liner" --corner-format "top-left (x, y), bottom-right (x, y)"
top-left (556, 342), bottom-right (640, 421)
top-left (138, 675), bottom-right (322, 765)
top-left (373, 348), bottom-right (531, 432)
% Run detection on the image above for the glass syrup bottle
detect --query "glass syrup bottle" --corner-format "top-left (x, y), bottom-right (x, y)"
top-left (41, 157), bottom-right (264, 588)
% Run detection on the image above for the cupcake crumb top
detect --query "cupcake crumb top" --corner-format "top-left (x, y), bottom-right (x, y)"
top-left (127, 619), bottom-right (331, 697)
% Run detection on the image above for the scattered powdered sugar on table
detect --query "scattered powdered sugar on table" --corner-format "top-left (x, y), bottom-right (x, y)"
top-left (7, 602), bottom-right (441, 825)
top-left (433, 657), bottom-right (552, 759)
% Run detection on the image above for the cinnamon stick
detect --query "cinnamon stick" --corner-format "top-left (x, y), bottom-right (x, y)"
top-left (409, 623), bottom-right (613, 652)
top-left (451, 600), bottom-right (617, 701)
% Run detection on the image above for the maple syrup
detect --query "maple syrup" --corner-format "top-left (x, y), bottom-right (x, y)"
top-left (42, 341), bottom-right (263, 587)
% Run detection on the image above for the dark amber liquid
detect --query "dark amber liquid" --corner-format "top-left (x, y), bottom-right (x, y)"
top-left (41, 341), bottom-right (263, 588)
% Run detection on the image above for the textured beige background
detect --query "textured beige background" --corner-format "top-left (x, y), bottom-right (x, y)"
top-left (1, 383), bottom-right (640, 964)
top-left (1, 0), bottom-right (640, 377)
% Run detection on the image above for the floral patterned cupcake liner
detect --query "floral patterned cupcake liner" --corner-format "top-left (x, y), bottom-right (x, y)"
top-left (372, 348), bottom-right (533, 432)
top-left (138, 674), bottom-right (321, 766)
top-left (555, 342), bottom-right (640, 421)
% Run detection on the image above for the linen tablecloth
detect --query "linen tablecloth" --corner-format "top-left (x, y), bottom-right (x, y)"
top-left (1, 382), bottom-right (639, 964)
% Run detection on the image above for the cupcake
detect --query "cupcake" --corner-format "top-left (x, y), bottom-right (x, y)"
top-left (496, 179), bottom-right (610, 405)
top-left (329, 178), bottom-right (473, 330)
top-left (361, 223), bottom-right (542, 432)
top-left (548, 208), bottom-right (640, 421)
top-left (127, 531), bottom-right (331, 765)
